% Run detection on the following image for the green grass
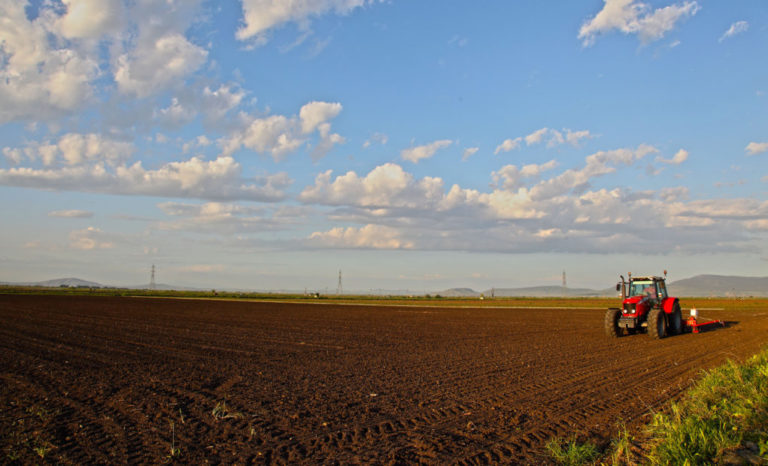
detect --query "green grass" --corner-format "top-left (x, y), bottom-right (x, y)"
top-left (547, 347), bottom-right (768, 465)
top-left (644, 348), bottom-right (768, 464)
top-left (546, 437), bottom-right (600, 465)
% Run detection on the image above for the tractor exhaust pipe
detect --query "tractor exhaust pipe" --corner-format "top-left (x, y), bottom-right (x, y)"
top-left (618, 275), bottom-right (626, 300)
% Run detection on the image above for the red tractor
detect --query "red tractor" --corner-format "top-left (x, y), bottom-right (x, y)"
top-left (605, 271), bottom-right (683, 339)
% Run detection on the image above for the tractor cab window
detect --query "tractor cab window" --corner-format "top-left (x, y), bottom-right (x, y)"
top-left (628, 281), bottom-right (655, 298)
top-left (656, 280), bottom-right (668, 299)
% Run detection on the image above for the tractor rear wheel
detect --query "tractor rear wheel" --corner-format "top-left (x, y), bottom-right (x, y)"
top-left (648, 309), bottom-right (667, 339)
top-left (605, 308), bottom-right (621, 338)
top-left (668, 303), bottom-right (683, 335)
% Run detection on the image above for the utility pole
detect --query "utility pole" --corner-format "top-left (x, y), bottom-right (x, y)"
top-left (562, 270), bottom-right (567, 289)
top-left (150, 264), bottom-right (156, 290)
top-left (336, 269), bottom-right (343, 295)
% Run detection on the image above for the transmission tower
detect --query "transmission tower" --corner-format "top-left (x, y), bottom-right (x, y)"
top-left (562, 270), bottom-right (567, 289)
top-left (150, 264), bottom-right (156, 290)
top-left (336, 269), bottom-right (343, 295)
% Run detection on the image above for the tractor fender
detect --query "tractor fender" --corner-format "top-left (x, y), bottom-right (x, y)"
top-left (662, 297), bottom-right (678, 314)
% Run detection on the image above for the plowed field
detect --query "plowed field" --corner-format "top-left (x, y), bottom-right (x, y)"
top-left (1, 295), bottom-right (766, 464)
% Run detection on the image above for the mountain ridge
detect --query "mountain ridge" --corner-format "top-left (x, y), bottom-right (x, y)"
top-left (1, 275), bottom-right (766, 297)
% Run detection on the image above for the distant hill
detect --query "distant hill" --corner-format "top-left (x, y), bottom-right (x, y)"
top-left (0, 277), bottom-right (104, 288)
top-left (1, 274), bottom-right (766, 297)
top-left (667, 275), bottom-right (768, 297)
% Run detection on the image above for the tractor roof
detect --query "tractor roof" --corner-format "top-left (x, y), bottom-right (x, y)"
top-left (631, 276), bottom-right (665, 281)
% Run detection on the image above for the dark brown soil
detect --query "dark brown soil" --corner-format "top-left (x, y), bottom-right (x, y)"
top-left (1, 295), bottom-right (766, 464)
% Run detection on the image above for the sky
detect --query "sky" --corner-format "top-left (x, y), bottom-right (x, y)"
top-left (0, 0), bottom-right (766, 292)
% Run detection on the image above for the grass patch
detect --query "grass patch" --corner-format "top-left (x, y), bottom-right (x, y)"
top-left (546, 437), bottom-right (599, 465)
top-left (548, 348), bottom-right (768, 465)
top-left (644, 348), bottom-right (768, 464)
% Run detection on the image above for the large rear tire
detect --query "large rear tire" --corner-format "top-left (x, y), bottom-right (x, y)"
top-left (648, 308), bottom-right (667, 339)
top-left (605, 308), bottom-right (621, 338)
top-left (668, 303), bottom-right (683, 335)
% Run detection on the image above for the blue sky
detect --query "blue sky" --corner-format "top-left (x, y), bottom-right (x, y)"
top-left (0, 0), bottom-right (766, 292)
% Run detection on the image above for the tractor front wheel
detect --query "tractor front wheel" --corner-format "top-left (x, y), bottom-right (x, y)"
top-left (605, 308), bottom-right (621, 338)
top-left (668, 303), bottom-right (683, 335)
top-left (648, 309), bottom-right (667, 339)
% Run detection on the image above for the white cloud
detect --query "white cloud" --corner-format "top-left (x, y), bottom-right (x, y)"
top-left (237, 0), bottom-right (373, 42)
top-left (114, 33), bottom-right (208, 98)
top-left (0, 1), bottom-right (100, 122)
top-left (579, 0), bottom-right (700, 46)
top-left (499, 128), bottom-right (593, 153)
top-left (564, 129), bottom-right (594, 146)
top-left (529, 145), bottom-right (657, 200)
top-left (719, 21), bottom-right (748, 42)
top-left (656, 149), bottom-right (689, 165)
top-left (462, 147), bottom-right (479, 161)
top-left (492, 161), bottom-right (558, 191)
top-left (49, 210), bottom-right (94, 218)
top-left (69, 227), bottom-right (114, 250)
top-left (745, 142), bottom-right (768, 156)
top-left (0, 156), bottom-right (291, 202)
top-left (494, 138), bottom-right (522, 154)
top-left (401, 140), bottom-right (453, 163)
top-left (155, 98), bottom-right (197, 129)
top-left (309, 224), bottom-right (414, 249)
top-left (525, 128), bottom-right (548, 145)
top-left (56, 0), bottom-right (123, 40)
top-left (3, 133), bottom-right (134, 167)
top-left (300, 163), bottom-right (443, 208)
top-left (202, 85), bottom-right (246, 122)
top-left (299, 148), bottom-right (765, 254)
top-left (222, 101), bottom-right (343, 161)
top-left (300, 101), bottom-right (343, 134)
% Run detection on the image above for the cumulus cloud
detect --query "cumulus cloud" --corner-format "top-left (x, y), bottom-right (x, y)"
top-left (745, 142), bottom-right (768, 156)
top-left (309, 224), bottom-right (414, 249)
top-left (0, 156), bottom-right (291, 202)
top-left (3, 133), bottom-right (134, 167)
top-left (656, 149), bottom-right (689, 165)
top-left (497, 128), bottom-right (593, 154)
top-left (401, 140), bottom-right (453, 163)
top-left (49, 210), bottom-right (94, 218)
top-left (530, 145), bottom-right (657, 200)
top-left (494, 138), bottom-right (522, 155)
top-left (202, 85), bottom-right (246, 122)
top-left (492, 161), bottom-right (558, 191)
top-left (719, 21), bottom-right (748, 42)
top-left (300, 101), bottom-right (343, 133)
top-left (300, 163), bottom-right (444, 208)
top-left (114, 33), bottom-right (208, 98)
top-left (237, 0), bottom-right (374, 42)
top-left (56, 0), bottom-right (124, 40)
top-left (579, 0), bottom-right (700, 46)
top-left (0, 0), bottom-right (100, 122)
top-left (222, 101), bottom-right (344, 161)
top-left (299, 146), bottom-right (766, 254)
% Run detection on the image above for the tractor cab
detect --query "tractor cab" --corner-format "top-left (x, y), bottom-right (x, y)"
top-left (623, 277), bottom-right (668, 310)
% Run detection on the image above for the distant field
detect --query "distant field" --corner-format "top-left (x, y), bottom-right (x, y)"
top-left (2, 294), bottom-right (767, 463)
top-left (2, 285), bottom-right (767, 312)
